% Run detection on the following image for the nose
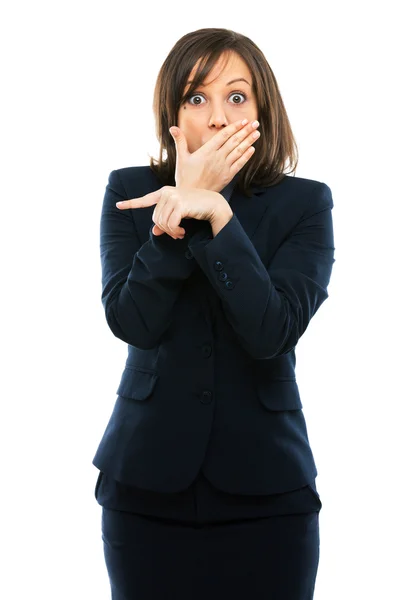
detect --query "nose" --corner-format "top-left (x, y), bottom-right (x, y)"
top-left (209, 107), bottom-right (229, 129)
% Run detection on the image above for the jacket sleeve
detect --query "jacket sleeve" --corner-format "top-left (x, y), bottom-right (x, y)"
top-left (187, 182), bottom-right (336, 359)
top-left (100, 169), bottom-right (201, 348)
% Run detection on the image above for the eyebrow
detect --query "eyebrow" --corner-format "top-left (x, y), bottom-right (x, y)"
top-left (186, 77), bottom-right (251, 87)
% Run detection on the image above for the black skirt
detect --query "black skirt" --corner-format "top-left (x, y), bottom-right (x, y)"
top-left (95, 469), bottom-right (322, 599)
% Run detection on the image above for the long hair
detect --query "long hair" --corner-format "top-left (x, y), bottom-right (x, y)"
top-left (149, 28), bottom-right (299, 197)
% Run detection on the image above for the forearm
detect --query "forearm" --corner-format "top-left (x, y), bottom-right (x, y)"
top-left (187, 185), bottom-right (335, 360)
top-left (104, 226), bottom-right (198, 349)
top-left (101, 171), bottom-right (202, 349)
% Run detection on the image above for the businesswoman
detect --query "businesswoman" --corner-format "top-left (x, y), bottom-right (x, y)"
top-left (92, 27), bottom-right (335, 600)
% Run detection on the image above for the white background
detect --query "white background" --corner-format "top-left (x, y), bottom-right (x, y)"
top-left (1, 1), bottom-right (399, 598)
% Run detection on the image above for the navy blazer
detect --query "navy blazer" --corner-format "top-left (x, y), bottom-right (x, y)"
top-left (92, 166), bottom-right (335, 495)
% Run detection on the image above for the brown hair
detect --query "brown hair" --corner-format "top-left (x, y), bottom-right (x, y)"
top-left (149, 28), bottom-right (298, 197)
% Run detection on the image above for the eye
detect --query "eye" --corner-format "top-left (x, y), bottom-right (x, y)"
top-left (187, 91), bottom-right (247, 106)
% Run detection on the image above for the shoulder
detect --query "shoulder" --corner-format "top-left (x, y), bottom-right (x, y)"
top-left (280, 174), bottom-right (334, 212)
top-left (107, 165), bottom-right (162, 197)
top-left (113, 165), bottom-right (154, 178)
top-left (112, 165), bottom-right (159, 184)
top-left (252, 174), bottom-right (334, 231)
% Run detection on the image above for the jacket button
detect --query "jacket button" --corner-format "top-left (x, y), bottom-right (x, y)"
top-left (185, 249), bottom-right (194, 259)
top-left (218, 272), bottom-right (228, 281)
top-left (200, 390), bottom-right (213, 404)
top-left (225, 280), bottom-right (234, 289)
top-left (214, 261), bottom-right (224, 271)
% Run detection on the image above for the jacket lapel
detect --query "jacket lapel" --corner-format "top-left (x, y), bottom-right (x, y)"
top-left (228, 183), bottom-right (271, 246)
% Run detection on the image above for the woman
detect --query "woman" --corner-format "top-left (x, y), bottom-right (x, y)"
top-left (92, 27), bottom-right (335, 599)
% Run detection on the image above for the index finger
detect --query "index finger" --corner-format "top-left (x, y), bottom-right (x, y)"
top-left (116, 188), bottom-right (163, 209)
top-left (207, 118), bottom-right (249, 152)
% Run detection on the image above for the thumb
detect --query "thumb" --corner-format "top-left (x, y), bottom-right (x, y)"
top-left (169, 126), bottom-right (188, 157)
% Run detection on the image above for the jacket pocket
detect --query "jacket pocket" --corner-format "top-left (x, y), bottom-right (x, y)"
top-left (116, 366), bottom-right (159, 401)
top-left (257, 379), bottom-right (303, 411)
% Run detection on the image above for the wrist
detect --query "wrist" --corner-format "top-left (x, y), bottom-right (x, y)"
top-left (209, 207), bottom-right (234, 237)
top-left (209, 194), bottom-right (233, 222)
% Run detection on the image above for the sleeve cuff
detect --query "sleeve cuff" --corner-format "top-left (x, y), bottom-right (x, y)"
top-left (188, 213), bottom-right (240, 256)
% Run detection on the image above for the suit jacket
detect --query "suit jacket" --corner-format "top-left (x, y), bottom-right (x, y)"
top-left (92, 165), bottom-right (335, 495)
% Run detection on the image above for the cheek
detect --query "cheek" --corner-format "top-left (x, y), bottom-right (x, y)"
top-left (184, 116), bottom-right (201, 132)
top-left (180, 119), bottom-right (203, 147)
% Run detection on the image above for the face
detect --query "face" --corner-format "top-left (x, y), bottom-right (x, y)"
top-left (177, 51), bottom-right (258, 153)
